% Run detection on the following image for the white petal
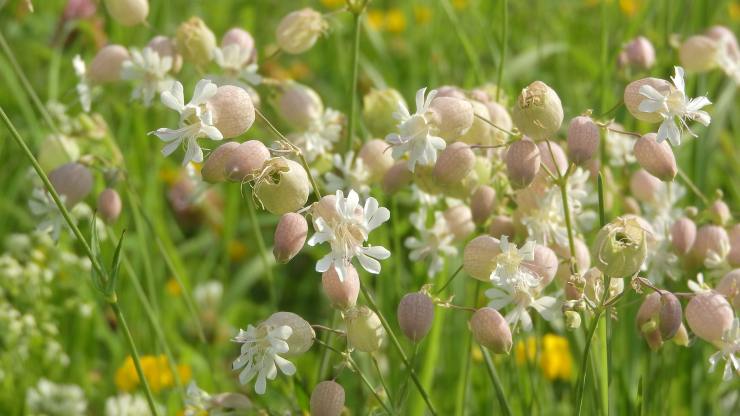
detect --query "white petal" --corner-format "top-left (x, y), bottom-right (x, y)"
top-left (315, 254), bottom-right (333, 273)
top-left (162, 81), bottom-right (185, 112)
top-left (356, 252), bottom-right (382, 274)
top-left (192, 79), bottom-right (218, 105)
top-left (657, 119), bottom-right (681, 146)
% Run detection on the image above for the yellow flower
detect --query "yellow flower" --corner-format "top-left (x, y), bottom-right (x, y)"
top-left (452, 0), bottom-right (469, 10)
top-left (385, 8), bottom-right (407, 33)
top-left (619, 0), bottom-right (642, 16)
top-left (165, 278), bottom-right (182, 296)
top-left (367, 10), bottom-right (385, 31)
top-left (115, 355), bottom-right (192, 393)
top-left (515, 337), bottom-right (537, 364)
top-left (513, 334), bottom-right (573, 381)
top-left (228, 240), bottom-right (248, 262)
top-left (730, 3), bottom-right (740, 21)
top-left (413, 5), bottom-right (432, 25)
top-left (320, 0), bottom-right (345, 9)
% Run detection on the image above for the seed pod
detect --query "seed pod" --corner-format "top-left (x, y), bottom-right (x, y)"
top-left (553, 238), bottom-right (591, 284)
top-left (620, 36), bottom-right (656, 70)
top-left (264, 311), bottom-right (315, 355)
top-left (276, 8), bottom-right (327, 54)
top-left (670, 217), bottom-right (696, 256)
top-left (88, 45), bottom-right (130, 84)
top-left (485, 101), bottom-right (513, 145)
top-left (321, 264), bottom-right (360, 310)
top-left (345, 306), bottom-right (385, 353)
top-left (201, 141), bottom-right (240, 183)
top-left (97, 188), bottom-right (122, 224)
top-left (382, 161), bottom-right (413, 195)
top-left (690, 225), bottom-right (730, 266)
top-left (254, 158), bottom-right (310, 215)
top-left (717, 269), bottom-right (740, 309)
top-left (104, 0), bottom-right (148, 26)
top-left (592, 215), bottom-right (650, 279)
top-left (634, 133), bottom-right (677, 181)
top-left (176, 17), bottom-right (216, 69)
top-left (505, 139), bottom-right (541, 189)
top-left (273, 213), bottom-right (308, 263)
top-left (225, 140), bottom-right (270, 182)
top-left (460, 100), bottom-right (494, 145)
top-left (524, 244), bottom-right (558, 288)
top-left (428, 97), bottom-right (474, 141)
top-left (222, 28), bottom-right (257, 64)
top-left (433, 142), bottom-right (475, 186)
top-left (310, 381), bottom-right (345, 416)
top-left (707, 199), bottom-right (731, 226)
top-left (435, 85), bottom-right (466, 99)
top-left (49, 162), bottom-right (93, 207)
top-left (471, 185), bottom-right (496, 225)
top-left (148, 35), bottom-right (182, 73)
top-left (443, 205), bottom-right (475, 242)
top-left (276, 82), bottom-right (323, 130)
top-left (470, 307), bottom-right (512, 354)
top-left (624, 78), bottom-right (673, 122)
top-left (629, 169), bottom-right (663, 203)
top-left (567, 116), bottom-right (600, 165)
top-left (679, 35), bottom-right (719, 73)
top-left (463, 235), bottom-right (500, 281)
top-left (208, 85), bottom-right (255, 138)
top-left (397, 292), bottom-right (435, 342)
top-left (636, 292), bottom-right (682, 350)
top-left (729, 224), bottom-right (740, 267)
top-left (358, 139), bottom-right (394, 182)
top-left (511, 81), bottom-right (563, 141)
top-left (686, 291), bottom-right (734, 346)
top-left (537, 140), bottom-right (568, 179)
top-left (362, 88), bottom-right (406, 137)
top-left (489, 215), bottom-right (516, 240)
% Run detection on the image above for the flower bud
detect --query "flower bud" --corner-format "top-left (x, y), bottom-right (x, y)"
top-left (397, 292), bottom-right (435, 342)
top-left (524, 244), bottom-right (558, 288)
top-left (435, 85), bottom-right (466, 99)
top-left (88, 44), bottom-right (129, 84)
top-left (443, 205), bottom-right (475, 242)
top-left (634, 133), bottom-right (677, 181)
top-left (362, 88), bottom-right (406, 137)
top-left (460, 100), bottom-right (494, 145)
top-left (225, 140), bottom-right (270, 182)
top-left (686, 291), bottom-right (734, 346)
top-left (717, 269), bottom-right (740, 309)
top-left (148, 36), bottom-right (182, 73)
top-left (565, 310), bottom-right (582, 330)
top-left (636, 292), bottom-right (683, 350)
top-left (38, 134), bottom-right (80, 172)
top-left (488, 215), bottom-right (515, 240)
top-left (207, 85), bottom-right (255, 138)
top-left (485, 101), bottom-right (513, 145)
top-left (624, 78), bottom-right (673, 122)
top-left (690, 225), bottom-right (730, 266)
top-left (505, 139), bottom-right (541, 189)
top-left (471, 185), bottom-right (496, 225)
top-left (310, 380), bottom-right (345, 416)
top-left (176, 17), bottom-right (216, 69)
top-left (707, 199), bottom-right (731, 226)
top-left (463, 235), bottom-right (500, 281)
top-left (623, 196), bottom-right (641, 215)
top-left (553, 238), bottom-right (591, 284)
top-left (729, 224), bottom-right (740, 267)
top-left (49, 162), bottom-right (93, 207)
top-left (97, 188), bottom-right (122, 224)
top-left (470, 307), bottom-right (512, 354)
top-left (345, 306), bottom-right (385, 353)
top-left (201, 142), bottom-right (240, 183)
top-left (322, 265), bottom-right (360, 310)
top-left (275, 82), bottom-right (324, 130)
top-left (679, 35), bottom-right (719, 73)
top-left (592, 215), bottom-right (650, 279)
top-left (276, 8), bottom-right (327, 54)
top-left (222, 28), bottom-right (257, 64)
top-left (433, 142), bottom-right (475, 186)
top-left (670, 217), bottom-right (696, 256)
top-left (381, 161), bottom-right (413, 195)
top-left (64, 0), bottom-right (97, 20)
top-left (511, 81), bottom-right (564, 141)
top-left (273, 213), bottom-right (307, 263)
top-left (104, 0), bottom-right (148, 26)
top-left (254, 158), bottom-right (310, 215)
top-left (264, 311), bottom-right (315, 355)
top-left (619, 36), bottom-right (656, 70)
top-left (428, 97), bottom-right (474, 141)
top-left (537, 140), bottom-right (568, 179)
top-left (567, 116), bottom-right (600, 165)
top-left (358, 139), bottom-right (394, 182)
top-left (629, 169), bottom-right (663, 203)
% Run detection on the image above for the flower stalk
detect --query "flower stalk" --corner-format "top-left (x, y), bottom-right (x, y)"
top-left (346, 5), bottom-right (364, 152)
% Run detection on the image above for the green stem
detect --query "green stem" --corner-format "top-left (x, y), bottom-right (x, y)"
top-left (575, 310), bottom-right (604, 415)
top-left (482, 348), bottom-right (513, 416)
top-left (372, 354), bottom-right (395, 408)
top-left (111, 302), bottom-right (160, 416)
top-left (245, 190), bottom-right (277, 307)
top-left (434, 265), bottom-right (463, 295)
top-left (596, 314), bottom-right (609, 416)
top-left (454, 281), bottom-right (479, 416)
top-left (346, 9), bottom-right (363, 152)
top-left (360, 285), bottom-right (438, 415)
top-left (316, 311), bottom-right (339, 382)
top-left (496, 0), bottom-right (508, 102)
top-left (676, 167), bottom-right (709, 206)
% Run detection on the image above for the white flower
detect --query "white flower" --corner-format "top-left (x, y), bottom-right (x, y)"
top-left (193, 280), bottom-right (223, 310)
top-left (26, 378), bottom-right (87, 416)
top-left (72, 55), bottom-right (92, 112)
top-left (708, 318), bottom-right (739, 381)
top-left (324, 151), bottom-right (370, 196)
top-left (385, 87), bottom-right (446, 172)
top-left (605, 126), bottom-right (636, 166)
top-left (28, 188), bottom-right (67, 241)
top-left (688, 272), bottom-right (712, 293)
top-left (410, 185), bottom-right (440, 206)
top-left (520, 191), bottom-right (569, 247)
top-left (485, 284), bottom-right (557, 331)
top-left (212, 43), bottom-right (262, 86)
top-left (491, 236), bottom-right (540, 287)
top-left (121, 47), bottom-right (174, 107)
top-left (105, 394), bottom-right (154, 416)
top-left (184, 382), bottom-right (251, 416)
top-left (642, 238), bottom-right (680, 284)
top-left (290, 108), bottom-right (343, 163)
top-left (641, 181), bottom-right (686, 237)
top-left (705, 236), bottom-right (731, 271)
top-left (638, 66), bottom-right (712, 146)
top-left (232, 323), bottom-right (296, 395)
top-left (404, 209), bottom-right (457, 278)
top-left (150, 79), bottom-right (223, 165)
top-left (308, 190), bottom-right (390, 281)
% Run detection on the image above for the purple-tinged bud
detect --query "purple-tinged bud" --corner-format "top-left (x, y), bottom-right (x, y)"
top-left (624, 78), bottom-right (673, 123)
top-left (397, 292), bottom-right (435, 342)
top-left (443, 205), bottom-right (475, 242)
top-left (553, 238), bottom-right (591, 284)
top-left (729, 224), bottom-right (740, 267)
top-left (620, 36), bottom-right (656, 70)
top-left (567, 116), bottom-right (600, 165)
top-left (717, 269), bottom-right (740, 309)
top-left (433, 142), bottom-right (475, 186)
top-left (276, 82), bottom-right (323, 130)
top-left (358, 139), bottom-right (394, 182)
top-left (88, 45), bottom-right (129, 83)
top-left (489, 215), bottom-right (516, 240)
top-left (524, 244), bottom-right (558, 288)
top-left (670, 217), bottom-right (696, 256)
top-left (222, 28), bottom-right (257, 64)
top-left (321, 264), bottom-right (360, 310)
top-left (435, 85), bottom-right (466, 99)
top-left (273, 213), bottom-right (308, 263)
top-left (201, 142), bottom-right (240, 183)
top-left (686, 291), bottom-right (734, 346)
top-left (707, 199), bottom-right (731, 226)
top-left (464, 235), bottom-right (500, 281)
top-left (49, 162), bottom-right (93, 207)
top-left (505, 139), bottom-right (541, 189)
top-left (310, 380), bottom-right (345, 416)
top-left (537, 140), bottom-right (568, 179)
top-left (225, 140), bottom-right (270, 182)
top-left (381, 161), bottom-right (412, 195)
top-left (629, 169), bottom-right (663, 203)
top-left (208, 85), bottom-right (255, 138)
top-left (97, 188), bottom-right (122, 224)
top-left (470, 307), bottom-right (512, 354)
top-left (690, 225), bottom-right (730, 266)
top-left (471, 185), bottom-right (496, 225)
top-left (634, 133), bottom-right (677, 181)
top-left (148, 36), bottom-right (182, 73)
top-left (429, 97), bottom-right (474, 141)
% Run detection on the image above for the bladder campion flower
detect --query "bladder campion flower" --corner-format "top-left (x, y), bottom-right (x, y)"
top-left (121, 47), bottom-right (174, 107)
top-left (231, 322), bottom-right (296, 395)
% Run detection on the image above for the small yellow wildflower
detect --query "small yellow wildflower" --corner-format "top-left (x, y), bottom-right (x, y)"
top-left (320, 0), bottom-right (345, 9)
top-left (471, 345), bottom-right (483, 363)
top-left (730, 3), bottom-right (740, 21)
top-left (385, 8), bottom-right (407, 33)
top-left (367, 10), bottom-right (385, 31)
top-left (165, 278), bottom-right (182, 296)
top-left (413, 5), bottom-right (432, 25)
top-left (452, 0), bottom-right (469, 10)
top-left (115, 355), bottom-right (192, 393)
top-left (228, 240), bottom-right (248, 262)
top-left (619, 0), bottom-right (642, 16)
top-left (514, 334), bottom-right (573, 381)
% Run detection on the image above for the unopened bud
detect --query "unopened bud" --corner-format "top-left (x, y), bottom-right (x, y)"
top-left (524, 244), bottom-right (558, 288)
top-left (537, 140), bottom-right (568, 179)
top-left (208, 85), bottom-right (255, 138)
top-left (470, 307), bottom-right (512, 354)
top-left (97, 188), bottom-right (122, 224)
top-left (310, 380), bottom-right (345, 416)
top-left (275, 82), bottom-right (324, 130)
top-left (511, 81), bottom-right (563, 141)
top-left (670, 217), bottom-right (696, 256)
top-left (471, 185), bottom-right (496, 225)
top-left (592, 215), bottom-right (650, 279)
top-left (636, 292), bottom-right (682, 350)
top-left (176, 17), bottom-right (216, 69)
top-left (460, 100), bottom-right (494, 145)
top-left (104, 0), bottom-right (148, 26)
top-left (276, 8), bottom-right (327, 54)
top-left (362, 88), bottom-right (406, 137)
top-left (463, 235), bottom-right (500, 281)
top-left (397, 292), bottom-right (435, 342)
top-left (358, 139), bottom-right (394, 182)
top-left (443, 205), bottom-right (475, 242)
top-left (564, 310), bottom-right (582, 330)
top-left (345, 306), bottom-right (385, 353)
top-left (619, 36), bottom-right (656, 70)
top-left (225, 140), bottom-right (270, 182)
top-left (222, 28), bottom-right (257, 64)
top-left (381, 161), bottom-right (413, 195)
top-left (505, 139), bottom-right (541, 189)
top-left (716, 269), bottom-right (740, 309)
top-left (264, 311), bottom-right (315, 355)
top-left (201, 142), bottom-right (238, 183)
top-left (707, 199), bottom-right (731, 226)
top-left (273, 213), bottom-right (308, 263)
top-left (488, 215), bottom-right (516, 240)
top-left (433, 142), bottom-right (475, 186)
top-left (634, 133), bottom-right (677, 181)
top-left (321, 264), bottom-right (360, 310)
top-left (428, 97), bottom-right (474, 141)
top-left (690, 225), bottom-right (729, 266)
top-left (49, 162), bottom-right (93, 207)
top-left (624, 78), bottom-right (672, 122)
top-left (567, 116), bottom-right (600, 165)
top-left (148, 36), bottom-right (182, 73)
top-left (553, 238), bottom-right (591, 284)
top-left (630, 169), bottom-right (663, 203)
top-left (485, 101), bottom-right (513, 145)
top-left (729, 225), bottom-right (740, 268)
top-left (88, 45), bottom-right (130, 84)
top-left (686, 291), bottom-right (734, 346)
top-left (679, 35), bottom-right (719, 73)
top-left (254, 158), bottom-right (310, 215)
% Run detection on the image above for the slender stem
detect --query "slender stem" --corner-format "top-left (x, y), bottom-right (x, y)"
top-left (317, 311), bottom-right (339, 382)
top-left (372, 355), bottom-right (395, 408)
top-left (597, 174), bottom-right (606, 227)
top-left (434, 265), bottom-right (463, 295)
top-left (312, 324), bottom-right (345, 336)
top-left (475, 113), bottom-right (517, 137)
top-left (454, 281), bottom-right (479, 416)
top-left (360, 285), bottom-right (438, 415)
top-left (111, 302), bottom-right (159, 416)
top-left (575, 310), bottom-right (604, 415)
top-left (245, 189), bottom-right (277, 307)
top-left (676, 167), bottom-right (709, 205)
top-left (596, 314), bottom-right (609, 416)
top-left (482, 348), bottom-right (513, 416)
top-left (496, 0), bottom-right (508, 102)
top-left (346, 9), bottom-right (363, 152)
